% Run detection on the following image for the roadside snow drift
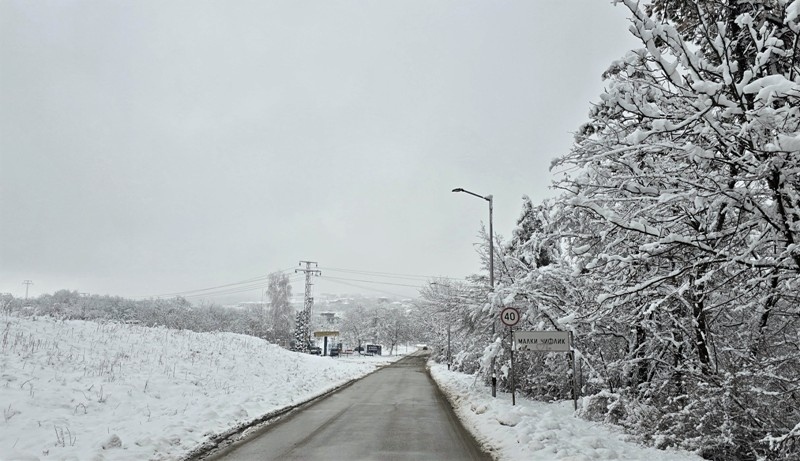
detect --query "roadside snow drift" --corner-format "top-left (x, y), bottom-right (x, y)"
top-left (429, 363), bottom-right (703, 461)
top-left (0, 315), bottom-right (395, 460)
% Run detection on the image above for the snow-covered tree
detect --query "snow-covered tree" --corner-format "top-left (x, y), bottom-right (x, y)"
top-left (378, 306), bottom-right (412, 355)
top-left (417, 277), bottom-right (492, 373)
top-left (267, 272), bottom-right (293, 347)
top-left (339, 305), bottom-right (367, 351)
top-left (426, 1), bottom-right (799, 458)
top-left (546, 1), bottom-right (800, 458)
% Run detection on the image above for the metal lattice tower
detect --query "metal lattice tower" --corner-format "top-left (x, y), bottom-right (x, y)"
top-left (22, 280), bottom-right (33, 300)
top-left (295, 261), bottom-right (321, 347)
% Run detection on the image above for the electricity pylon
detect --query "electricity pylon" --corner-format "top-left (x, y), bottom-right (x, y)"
top-left (294, 261), bottom-right (321, 352)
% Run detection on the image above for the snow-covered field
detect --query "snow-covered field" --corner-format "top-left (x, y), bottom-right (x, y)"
top-left (0, 315), bottom-right (401, 461)
top-left (429, 363), bottom-right (704, 461)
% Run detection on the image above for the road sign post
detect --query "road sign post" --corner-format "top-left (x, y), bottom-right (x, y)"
top-left (569, 331), bottom-right (579, 411)
top-left (510, 327), bottom-right (515, 406)
top-left (514, 330), bottom-right (580, 411)
top-left (499, 308), bottom-right (520, 405)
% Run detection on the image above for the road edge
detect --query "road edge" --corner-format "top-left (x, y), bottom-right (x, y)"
top-left (425, 360), bottom-right (500, 461)
top-left (183, 358), bottom-right (400, 460)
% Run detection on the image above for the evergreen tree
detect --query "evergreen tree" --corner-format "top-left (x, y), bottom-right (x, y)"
top-left (293, 310), bottom-right (310, 353)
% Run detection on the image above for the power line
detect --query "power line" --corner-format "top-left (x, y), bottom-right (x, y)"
top-left (178, 278), bottom-right (304, 299)
top-left (137, 267), bottom-right (297, 299)
top-left (319, 266), bottom-right (469, 282)
top-left (150, 276), bottom-right (271, 297)
top-left (322, 277), bottom-right (415, 299)
top-left (321, 275), bottom-right (425, 289)
top-left (135, 265), bottom-right (473, 301)
top-left (176, 274), bottom-right (305, 299)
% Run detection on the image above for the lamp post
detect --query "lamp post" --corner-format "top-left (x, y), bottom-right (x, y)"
top-left (452, 187), bottom-right (496, 397)
top-left (451, 189), bottom-right (493, 291)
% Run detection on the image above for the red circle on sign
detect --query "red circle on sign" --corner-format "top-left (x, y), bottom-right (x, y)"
top-left (500, 307), bottom-right (520, 327)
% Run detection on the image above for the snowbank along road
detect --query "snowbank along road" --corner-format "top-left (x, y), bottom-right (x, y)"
top-left (205, 352), bottom-right (490, 460)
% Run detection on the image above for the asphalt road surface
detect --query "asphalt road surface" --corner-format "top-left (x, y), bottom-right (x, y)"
top-left (208, 352), bottom-right (490, 460)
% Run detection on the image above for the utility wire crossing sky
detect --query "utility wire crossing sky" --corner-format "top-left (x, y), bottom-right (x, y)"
top-left (138, 266), bottom-right (470, 302)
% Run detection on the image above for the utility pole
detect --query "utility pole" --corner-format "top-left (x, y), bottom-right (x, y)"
top-left (22, 280), bottom-right (33, 300)
top-left (447, 323), bottom-right (451, 370)
top-left (294, 261), bottom-right (321, 352)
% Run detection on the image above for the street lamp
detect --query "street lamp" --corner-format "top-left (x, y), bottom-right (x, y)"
top-left (452, 187), bottom-right (497, 397)
top-left (451, 188), bottom-right (494, 292)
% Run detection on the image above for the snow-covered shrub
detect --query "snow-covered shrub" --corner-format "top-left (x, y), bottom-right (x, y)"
top-left (451, 348), bottom-right (482, 374)
top-left (577, 390), bottom-right (629, 425)
top-left (509, 351), bottom-right (573, 402)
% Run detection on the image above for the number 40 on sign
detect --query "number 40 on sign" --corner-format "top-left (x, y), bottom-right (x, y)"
top-left (500, 307), bottom-right (520, 327)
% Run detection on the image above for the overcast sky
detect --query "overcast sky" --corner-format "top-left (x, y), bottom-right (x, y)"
top-left (1, 0), bottom-right (638, 303)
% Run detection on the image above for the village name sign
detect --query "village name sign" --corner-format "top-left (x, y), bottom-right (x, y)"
top-left (514, 330), bottom-right (571, 352)
top-left (504, 319), bottom-right (578, 410)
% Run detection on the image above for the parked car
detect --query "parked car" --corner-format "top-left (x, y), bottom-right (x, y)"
top-left (330, 347), bottom-right (340, 357)
top-left (309, 347), bottom-right (322, 355)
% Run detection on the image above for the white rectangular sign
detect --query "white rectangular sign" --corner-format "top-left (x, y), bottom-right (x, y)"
top-left (514, 331), bottom-right (571, 352)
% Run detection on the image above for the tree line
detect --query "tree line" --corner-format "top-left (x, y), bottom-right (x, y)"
top-left (0, 274), bottom-right (419, 357)
top-left (0, 290), bottom-right (276, 338)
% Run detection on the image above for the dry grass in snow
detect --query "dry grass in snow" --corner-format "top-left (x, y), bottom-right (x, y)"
top-left (0, 314), bottom-right (393, 460)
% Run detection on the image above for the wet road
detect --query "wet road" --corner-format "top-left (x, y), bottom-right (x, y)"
top-left (208, 352), bottom-right (490, 460)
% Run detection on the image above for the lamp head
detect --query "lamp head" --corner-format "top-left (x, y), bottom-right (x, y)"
top-left (452, 188), bottom-right (464, 193)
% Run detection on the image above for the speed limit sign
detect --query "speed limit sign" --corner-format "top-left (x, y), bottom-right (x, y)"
top-left (500, 307), bottom-right (520, 327)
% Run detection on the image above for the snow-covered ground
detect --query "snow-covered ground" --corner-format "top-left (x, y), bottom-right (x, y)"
top-left (1, 313), bottom-right (707, 461)
top-left (429, 363), bottom-right (704, 461)
top-left (0, 315), bottom-right (403, 460)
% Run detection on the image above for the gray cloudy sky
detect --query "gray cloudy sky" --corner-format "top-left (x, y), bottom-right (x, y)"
top-left (1, 0), bottom-right (637, 303)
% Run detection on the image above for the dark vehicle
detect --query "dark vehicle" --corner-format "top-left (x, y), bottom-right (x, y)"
top-left (309, 347), bottom-right (322, 355)
top-left (329, 347), bottom-right (340, 357)
top-left (422, 346), bottom-right (429, 350)
top-left (354, 346), bottom-right (364, 353)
